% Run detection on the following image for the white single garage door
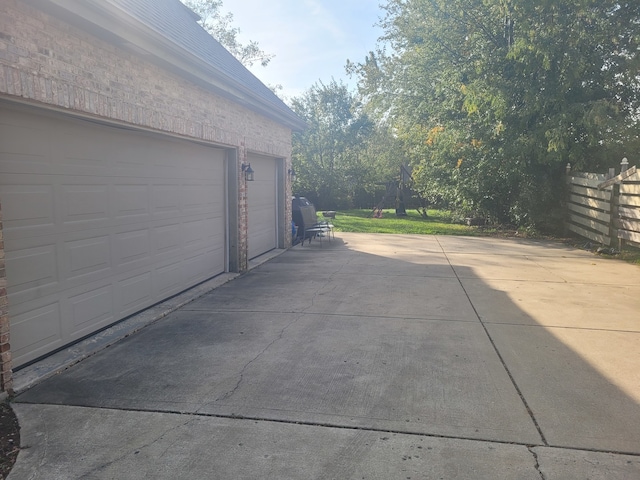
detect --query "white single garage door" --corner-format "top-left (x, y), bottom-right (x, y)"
top-left (0, 105), bottom-right (227, 367)
top-left (247, 154), bottom-right (278, 259)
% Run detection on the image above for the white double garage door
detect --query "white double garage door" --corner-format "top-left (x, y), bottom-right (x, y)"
top-left (0, 105), bottom-right (279, 367)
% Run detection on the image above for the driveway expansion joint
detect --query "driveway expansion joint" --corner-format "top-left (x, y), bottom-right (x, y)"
top-left (27, 401), bottom-right (640, 458)
top-left (436, 237), bottom-right (550, 447)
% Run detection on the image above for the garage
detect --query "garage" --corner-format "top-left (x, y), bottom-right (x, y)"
top-left (247, 154), bottom-right (279, 259)
top-left (0, 104), bottom-right (228, 367)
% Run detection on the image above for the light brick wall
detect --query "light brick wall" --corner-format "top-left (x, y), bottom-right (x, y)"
top-left (285, 168), bottom-right (293, 247)
top-left (0, 0), bottom-right (295, 392)
top-left (0, 1), bottom-right (292, 156)
top-left (238, 142), bottom-right (250, 270)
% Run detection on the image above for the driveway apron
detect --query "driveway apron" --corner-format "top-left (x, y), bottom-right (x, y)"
top-left (10, 233), bottom-right (640, 479)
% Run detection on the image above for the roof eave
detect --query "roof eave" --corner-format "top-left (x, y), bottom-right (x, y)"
top-left (28, 0), bottom-right (307, 132)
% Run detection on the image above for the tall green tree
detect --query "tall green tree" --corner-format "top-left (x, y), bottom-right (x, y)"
top-left (350, 0), bottom-right (640, 229)
top-left (181, 0), bottom-right (273, 67)
top-left (290, 80), bottom-right (377, 209)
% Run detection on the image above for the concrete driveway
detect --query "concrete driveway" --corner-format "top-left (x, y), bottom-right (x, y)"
top-left (9, 233), bottom-right (640, 479)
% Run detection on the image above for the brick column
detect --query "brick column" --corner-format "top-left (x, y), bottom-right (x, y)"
top-left (238, 142), bottom-right (249, 272)
top-left (285, 157), bottom-right (293, 247)
top-left (0, 201), bottom-right (12, 395)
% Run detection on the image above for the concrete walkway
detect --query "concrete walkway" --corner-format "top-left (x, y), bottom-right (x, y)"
top-left (9, 233), bottom-right (640, 479)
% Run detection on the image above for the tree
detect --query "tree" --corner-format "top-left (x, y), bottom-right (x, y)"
top-left (349, 0), bottom-right (640, 230)
top-left (290, 80), bottom-right (377, 210)
top-left (181, 0), bottom-right (273, 67)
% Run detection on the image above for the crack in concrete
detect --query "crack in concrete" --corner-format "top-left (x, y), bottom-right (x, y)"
top-left (213, 256), bottom-right (351, 404)
top-left (26, 409), bottom-right (50, 480)
top-left (307, 256), bottom-right (350, 309)
top-left (528, 446), bottom-right (547, 480)
top-left (525, 256), bottom-right (569, 284)
top-left (83, 417), bottom-right (195, 476)
top-left (214, 314), bottom-right (303, 403)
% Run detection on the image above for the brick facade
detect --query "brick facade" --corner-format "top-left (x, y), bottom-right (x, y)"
top-left (0, 0), bottom-right (295, 393)
top-left (0, 1), bottom-right (292, 156)
top-left (238, 142), bottom-right (250, 270)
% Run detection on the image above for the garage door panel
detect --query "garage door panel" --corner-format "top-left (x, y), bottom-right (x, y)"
top-left (114, 229), bottom-right (151, 268)
top-left (11, 303), bottom-right (64, 362)
top-left (247, 155), bottom-right (278, 259)
top-left (183, 218), bottom-right (210, 250)
top-left (113, 137), bottom-right (152, 167)
top-left (150, 147), bottom-right (225, 176)
top-left (182, 184), bottom-right (209, 213)
top-left (5, 244), bottom-right (59, 306)
top-left (182, 250), bottom-right (221, 285)
top-left (64, 235), bottom-right (111, 283)
top-left (67, 285), bottom-right (114, 333)
top-left (1, 105), bottom-right (228, 367)
top-left (0, 182), bottom-right (55, 235)
top-left (61, 184), bottom-right (110, 225)
top-left (182, 183), bottom-right (223, 213)
top-left (114, 183), bottom-right (151, 220)
top-left (151, 184), bottom-right (182, 218)
top-left (0, 120), bottom-right (51, 175)
top-left (154, 223), bottom-right (182, 254)
top-left (117, 271), bottom-right (153, 317)
top-left (185, 216), bottom-right (225, 246)
top-left (252, 204), bottom-right (274, 220)
top-left (154, 260), bottom-right (184, 297)
top-left (59, 130), bottom-right (109, 159)
top-left (0, 120), bottom-right (47, 156)
top-left (251, 230), bottom-right (276, 254)
top-left (0, 152), bottom-right (52, 176)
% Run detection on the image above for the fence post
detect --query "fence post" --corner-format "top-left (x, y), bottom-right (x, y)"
top-left (617, 158), bottom-right (629, 249)
top-left (608, 166), bottom-right (618, 248)
top-left (607, 158), bottom-right (631, 250)
top-left (609, 185), bottom-right (621, 250)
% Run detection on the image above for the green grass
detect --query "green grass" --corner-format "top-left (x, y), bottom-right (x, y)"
top-left (328, 209), bottom-right (476, 235)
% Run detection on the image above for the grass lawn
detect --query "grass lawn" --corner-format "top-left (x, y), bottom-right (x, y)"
top-left (329, 209), bottom-right (477, 235)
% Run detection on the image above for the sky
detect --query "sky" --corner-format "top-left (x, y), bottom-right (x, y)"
top-left (221, 0), bottom-right (385, 100)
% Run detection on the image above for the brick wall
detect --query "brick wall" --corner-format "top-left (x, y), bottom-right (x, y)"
top-left (284, 168), bottom-right (294, 247)
top-left (0, 0), bottom-right (295, 392)
top-left (0, 1), bottom-right (292, 157)
top-left (238, 142), bottom-right (250, 271)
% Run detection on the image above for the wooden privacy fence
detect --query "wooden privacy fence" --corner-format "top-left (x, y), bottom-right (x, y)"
top-left (566, 159), bottom-right (640, 248)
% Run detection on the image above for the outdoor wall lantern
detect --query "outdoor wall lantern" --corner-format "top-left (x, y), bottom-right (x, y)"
top-left (242, 163), bottom-right (255, 181)
top-left (288, 167), bottom-right (296, 183)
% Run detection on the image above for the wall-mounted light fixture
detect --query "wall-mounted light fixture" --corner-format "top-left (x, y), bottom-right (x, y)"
top-left (288, 167), bottom-right (296, 183)
top-left (242, 163), bottom-right (254, 182)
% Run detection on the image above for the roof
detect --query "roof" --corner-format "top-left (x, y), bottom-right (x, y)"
top-left (31, 0), bottom-right (306, 131)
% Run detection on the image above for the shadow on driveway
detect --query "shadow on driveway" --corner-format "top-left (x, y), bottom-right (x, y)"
top-left (10, 233), bottom-right (640, 479)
